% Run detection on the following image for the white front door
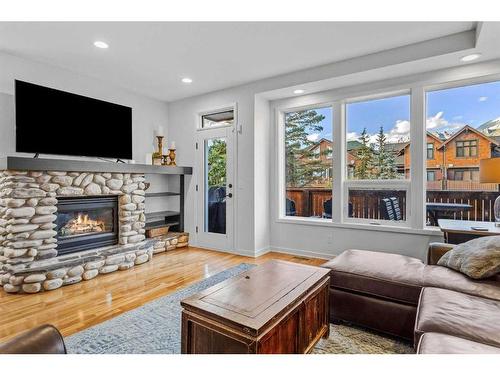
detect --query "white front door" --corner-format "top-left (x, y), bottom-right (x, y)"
top-left (195, 126), bottom-right (235, 251)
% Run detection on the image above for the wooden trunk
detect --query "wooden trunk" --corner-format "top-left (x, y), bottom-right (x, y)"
top-left (181, 260), bottom-right (330, 354)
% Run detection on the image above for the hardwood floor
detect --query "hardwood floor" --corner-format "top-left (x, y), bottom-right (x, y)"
top-left (0, 247), bottom-right (327, 343)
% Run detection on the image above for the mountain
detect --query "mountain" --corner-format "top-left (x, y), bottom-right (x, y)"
top-left (476, 117), bottom-right (500, 137)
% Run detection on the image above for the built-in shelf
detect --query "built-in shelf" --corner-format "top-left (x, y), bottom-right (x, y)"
top-left (146, 210), bottom-right (180, 220)
top-left (145, 192), bottom-right (181, 198)
top-left (145, 220), bottom-right (180, 230)
top-left (0, 156), bottom-right (192, 175)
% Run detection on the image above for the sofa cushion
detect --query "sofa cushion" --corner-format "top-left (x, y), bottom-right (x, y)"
top-left (424, 265), bottom-right (500, 301)
top-left (415, 287), bottom-right (500, 348)
top-left (437, 236), bottom-right (500, 279)
top-left (417, 333), bottom-right (500, 354)
top-left (322, 250), bottom-right (425, 305)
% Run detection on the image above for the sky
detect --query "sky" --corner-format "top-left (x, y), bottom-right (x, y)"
top-left (298, 80), bottom-right (500, 145)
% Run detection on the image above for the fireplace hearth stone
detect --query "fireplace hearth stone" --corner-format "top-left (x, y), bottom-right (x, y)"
top-left (0, 169), bottom-right (151, 294)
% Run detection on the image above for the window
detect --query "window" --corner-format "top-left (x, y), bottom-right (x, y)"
top-left (345, 93), bottom-right (410, 224)
top-left (277, 76), bottom-right (500, 231)
top-left (284, 106), bottom-right (333, 218)
top-left (426, 80), bottom-right (500, 226)
top-left (201, 109), bottom-right (234, 128)
top-left (456, 140), bottom-right (477, 157)
top-left (427, 143), bottom-right (434, 159)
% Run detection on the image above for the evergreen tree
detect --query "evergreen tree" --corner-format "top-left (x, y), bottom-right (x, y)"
top-left (354, 128), bottom-right (374, 179)
top-left (207, 139), bottom-right (227, 187)
top-left (374, 126), bottom-right (398, 179)
top-left (285, 109), bottom-right (328, 187)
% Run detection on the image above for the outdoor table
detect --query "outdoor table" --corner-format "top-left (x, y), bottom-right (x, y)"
top-left (426, 202), bottom-right (472, 226)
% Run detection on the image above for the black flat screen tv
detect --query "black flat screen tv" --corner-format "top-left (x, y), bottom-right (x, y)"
top-left (15, 80), bottom-right (133, 160)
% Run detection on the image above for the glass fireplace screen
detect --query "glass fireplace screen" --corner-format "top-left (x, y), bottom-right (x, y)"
top-left (57, 208), bottom-right (114, 238)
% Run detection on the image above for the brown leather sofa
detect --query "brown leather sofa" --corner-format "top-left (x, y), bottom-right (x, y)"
top-left (0, 324), bottom-right (66, 354)
top-left (322, 242), bottom-right (500, 354)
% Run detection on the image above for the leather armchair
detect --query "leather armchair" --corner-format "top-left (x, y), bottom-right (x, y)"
top-left (0, 324), bottom-right (67, 354)
top-left (427, 242), bottom-right (455, 265)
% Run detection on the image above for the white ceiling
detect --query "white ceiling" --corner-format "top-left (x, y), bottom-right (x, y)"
top-left (0, 22), bottom-right (481, 102)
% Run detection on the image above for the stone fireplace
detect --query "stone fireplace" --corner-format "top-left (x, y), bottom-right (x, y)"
top-left (0, 168), bottom-right (156, 294)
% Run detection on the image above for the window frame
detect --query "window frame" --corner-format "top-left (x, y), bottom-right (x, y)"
top-left (277, 102), bottom-right (335, 221)
top-left (455, 139), bottom-right (478, 158)
top-left (273, 70), bottom-right (500, 234)
top-left (197, 103), bottom-right (238, 132)
top-left (426, 143), bottom-right (434, 160)
top-left (427, 170), bottom-right (436, 181)
top-left (343, 90), bottom-right (412, 227)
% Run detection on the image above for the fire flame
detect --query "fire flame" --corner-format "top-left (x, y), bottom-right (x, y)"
top-left (61, 213), bottom-right (106, 237)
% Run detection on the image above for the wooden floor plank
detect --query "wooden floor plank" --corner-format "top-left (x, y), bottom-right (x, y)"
top-left (0, 247), bottom-right (327, 343)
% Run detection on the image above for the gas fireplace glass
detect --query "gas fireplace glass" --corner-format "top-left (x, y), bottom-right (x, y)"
top-left (55, 196), bottom-right (119, 255)
top-left (57, 209), bottom-right (114, 238)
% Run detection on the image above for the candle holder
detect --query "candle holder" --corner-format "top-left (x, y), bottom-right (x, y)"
top-left (167, 149), bottom-right (177, 166)
top-left (152, 136), bottom-right (164, 166)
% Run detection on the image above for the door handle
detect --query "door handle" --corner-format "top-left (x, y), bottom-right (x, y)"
top-left (225, 193), bottom-right (233, 198)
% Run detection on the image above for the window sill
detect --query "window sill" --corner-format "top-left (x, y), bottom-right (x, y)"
top-left (276, 216), bottom-right (443, 236)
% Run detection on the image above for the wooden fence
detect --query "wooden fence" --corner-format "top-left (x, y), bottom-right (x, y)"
top-left (286, 187), bottom-right (499, 223)
top-left (427, 180), bottom-right (498, 191)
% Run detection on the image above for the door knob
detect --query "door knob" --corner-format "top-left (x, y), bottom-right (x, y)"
top-left (225, 193), bottom-right (233, 198)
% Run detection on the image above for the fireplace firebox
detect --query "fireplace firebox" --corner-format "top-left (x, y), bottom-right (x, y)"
top-left (56, 196), bottom-right (119, 255)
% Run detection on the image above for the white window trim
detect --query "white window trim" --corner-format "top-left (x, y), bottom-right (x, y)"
top-left (273, 68), bottom-right (500, 234)
top-left (196, 103), bottom-right (238, 132)
top-left (342, 90), bottom-right (412, 227)
top-left (343, 179), bottom-right (411, 227)
top-left (277, 102), bottom-right (335, 222)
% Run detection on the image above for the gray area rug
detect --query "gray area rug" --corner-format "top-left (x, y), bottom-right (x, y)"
top-left (66, 263), bottom-right (254, 354)
top-left (66, 263), bottom-right (413, 354)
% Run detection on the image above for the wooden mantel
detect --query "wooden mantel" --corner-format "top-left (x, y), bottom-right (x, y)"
top-left (0, 156), bottom-right (192, 175)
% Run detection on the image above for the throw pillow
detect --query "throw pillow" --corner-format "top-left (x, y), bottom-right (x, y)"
top-left (437, 235), bottom-right (500, 279)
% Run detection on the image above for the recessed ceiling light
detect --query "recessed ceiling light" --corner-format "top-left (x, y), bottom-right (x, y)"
top-left (293, 89), bottom-right (305, 94)
top-left (94, 41), bottom-right (109, 49)
top-left (460, 53), bottom-right (481, 62)
top-left (181, 77), bottom-right (193, 84)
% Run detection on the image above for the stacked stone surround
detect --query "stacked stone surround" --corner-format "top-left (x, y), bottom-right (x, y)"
top-left (0, 169), bottom-right (152, 294)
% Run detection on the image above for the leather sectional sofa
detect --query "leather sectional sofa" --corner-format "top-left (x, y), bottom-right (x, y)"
top-left (0, 324), bottom-right (66, 354)
top-left (322, 243), bottom-right (500, 354)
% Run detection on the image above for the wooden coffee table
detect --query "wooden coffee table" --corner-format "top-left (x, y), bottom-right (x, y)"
top-left (181, 260), bottom-right (330, 354)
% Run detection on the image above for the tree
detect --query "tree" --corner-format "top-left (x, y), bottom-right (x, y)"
top-left (207, 139), bottom-right (227, 187)
top-left (285, 109), bottom-right (329, 187)
top-left (374, 126), bottom-right (398, 179)
top-left (354, 128), bottom-right (374, 179)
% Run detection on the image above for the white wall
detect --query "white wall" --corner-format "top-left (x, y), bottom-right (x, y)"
top-left (0, 52), bottom-right (168, 162)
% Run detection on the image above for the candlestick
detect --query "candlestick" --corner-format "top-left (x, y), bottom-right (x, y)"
top-left (167, 149), bottom-right (177, 166)
top-left (152, 136), bottom-right (164, 166)
top-left (155, 126), bottom-right (164, 137)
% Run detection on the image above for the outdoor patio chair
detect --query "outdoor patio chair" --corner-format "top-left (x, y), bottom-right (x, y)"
top-left (381, 197), bottom-right (403, 221)
top-left (322, 198), bottom-right (332, 219)
top-left (286, 198), bottom-right (297, 216)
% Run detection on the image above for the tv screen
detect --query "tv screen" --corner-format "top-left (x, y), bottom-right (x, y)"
top-left (15, 80), bottom-right (133, 160)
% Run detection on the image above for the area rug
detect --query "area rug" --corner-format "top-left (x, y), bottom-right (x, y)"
top-left (66, 263), bottom-right (413, 354)
top-left (312, 324), bottom-right (413, 354)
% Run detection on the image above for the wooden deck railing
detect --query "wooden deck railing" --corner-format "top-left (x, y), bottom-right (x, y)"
top-left (286, 186), bottom-right (499, 222)
top-left (427, 180), bottom-right (498, 191)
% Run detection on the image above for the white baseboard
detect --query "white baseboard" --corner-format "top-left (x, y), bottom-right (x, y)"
top-left (189, 242), bottom-right (330, 260)
top-left (254, 246), bottom-right (271, 257)
top-left (268, 246), bottom-right (334, 260)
